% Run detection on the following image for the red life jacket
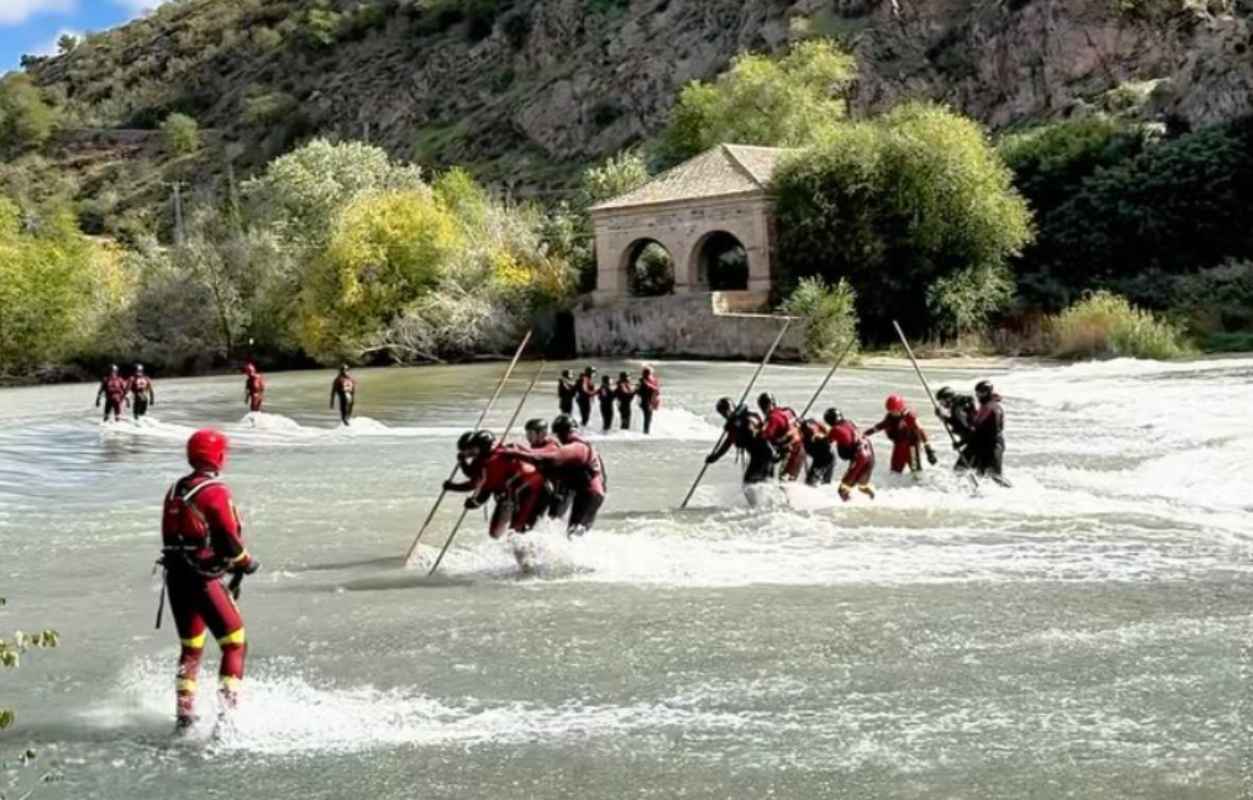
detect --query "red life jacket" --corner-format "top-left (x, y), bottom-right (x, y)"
top-left (556, 434), bottom-right (605, 491)
top-left (130, 376), bottom-right (151, 395)
top-left (161, 476), bottom-right (229, 577)
top-left (829, 420), bottom-right (867, 460)
top-left (247, 374), bottom-right (265, 395)
top-left (104, 376), bottom-right (127, 399)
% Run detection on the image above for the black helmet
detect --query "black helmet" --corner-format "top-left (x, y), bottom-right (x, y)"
top-left (715, 397), bottom-right (733, 417)
top-left (975, 380), bottom-right (994, 398)
top-left (134, 363), bottom-right (144, 374)
top-left (583, 365), bottom-right (596, 376)
top-left (601, 375), bottom-right (611, 384)
top-left (552, 414), bottom-right (577, 438)
top-left (618, 371), bottom-right (629, 381)
top-left (457, 431), bottom-right (475, 450)
top-left (823, 407), bottom-right (844, 427)
top-left (757, 392), bottom-right (776, 413)
top-left (109, 363), bottom-right (119, 373)
top-left (340, 364), bottom-right (349, 374)
top-left (524, 418), bottom-right (548, 435)
top-left (936, 386), bottom-right (954, 403)
top-left (561, 368), bottom-right (572, 379)
top-left (469, 431), bottom-right (496, 452)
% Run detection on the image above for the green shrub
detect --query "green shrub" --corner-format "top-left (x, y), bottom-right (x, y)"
top-left (1169, 260), bottom-right (1253, 336)
top-left (657, 39), bottom-right (855, 166)
top-left (580, 150), bottom-right (650, 206)
top-left (774, 102), bottom-right (1032, 341)
top-left (780, 276), bottom-right (860, 362)
top-left (243, 91), bottom-right (298, 126)
top-left (629, 243), bottom-right (674, 297)
top-left (0, 74), bottom-right (58, 155)
top-left (1049, 291), bottom-right (1190, 360)
top-left (160, 112), bottom-right (201, 154)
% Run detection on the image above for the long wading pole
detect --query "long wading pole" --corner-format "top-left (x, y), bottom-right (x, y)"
top-left (891, 321), bottom-right (979, 489)
top-left (798, 336), bottom-right (859, 420)
top-left (680, 318), bottom-right (794, 510)
top-left (428, 362), bottom-right (547, 577)
top-left (402, 330), bottom-right (533, 566)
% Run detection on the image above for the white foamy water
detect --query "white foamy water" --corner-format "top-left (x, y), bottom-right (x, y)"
top-left (1, 358), bottom-right (1249, 798)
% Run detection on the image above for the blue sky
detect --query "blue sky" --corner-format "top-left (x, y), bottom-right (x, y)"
top-left (0, 0), bottom-right (166, 71)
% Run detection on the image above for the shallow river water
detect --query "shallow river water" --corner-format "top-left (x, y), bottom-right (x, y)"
top-left (1, 356), bottom-right (1251, 799)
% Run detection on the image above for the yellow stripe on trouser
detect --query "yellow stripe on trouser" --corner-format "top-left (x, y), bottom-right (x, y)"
top-left (219, 676), bottom-right (242, 691)
top-left (176, 678), bottom-right (198, 693)
top-left (217, 628), bottom-right (246, 647)
top-left (180, 632), bottom-right (207, 650)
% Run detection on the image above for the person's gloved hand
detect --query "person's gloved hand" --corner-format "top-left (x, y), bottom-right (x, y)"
top-left (925, 445), bottom-right (937, 466)
top-left (705, 453), bottom-right (718, 465)
top-left (443, 480), bottom-right (459, 492)
top-left (239, 559), bottom-right (260, 576)
top-left (862, 428), bottom-right (874, 437)
top-left (464, 496), bottom-right (484, 510)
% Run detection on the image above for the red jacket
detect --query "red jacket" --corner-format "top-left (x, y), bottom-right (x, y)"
top-left (161, 472), bottom-right (253, 577)
top-left (464, 447), bottom-right (545, 505)
top-left (528, 434), bottom-right (605, 496)
top-left (578, 375), bottom-right (597, 399)
top-left (868, 411), bottom-right (927, 445)
top-left (761, 407), bottom-right (800, 445)
top-left (246, 374), bottom-right (265, 396)
top-left (100, 375), bottom-right (128, 400)
top-left (828, 420), bottom-right (869, 461)
top-left (128, 375), bottom-right (153, 399)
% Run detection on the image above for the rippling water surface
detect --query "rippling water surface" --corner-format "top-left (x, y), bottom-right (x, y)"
top-left (1, 357), bottom-right (1250, 798)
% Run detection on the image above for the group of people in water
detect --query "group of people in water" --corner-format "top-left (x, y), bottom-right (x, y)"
top-left (706, 380), bottom-right (1008, 498)
top-left (146, 357), bottom-right (1006, 733)
top-left (95, 362), bottom-right (357, 425)
top-left (557, 366), bottom-right (662, 434)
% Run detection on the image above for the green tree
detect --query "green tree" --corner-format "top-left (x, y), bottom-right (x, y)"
top-left (774, 102), bottom-right (1033, 340)
top-left (0, 74), bottom-right (57, 154)
top-left (298, 190), bottom-right (464, 362)
top-left (780, 276), bottom-right (860, 362)
top-left (580, 150), bottom-right (650, 206)
top-left (57, 33), bottom-right (79, 54)
top-left (658, 40), bottom-right (855, 165)
top-left (160, 112), bottom-right (201, 155)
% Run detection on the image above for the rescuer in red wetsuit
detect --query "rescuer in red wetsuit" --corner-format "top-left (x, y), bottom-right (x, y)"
top-left (707, 397), bottom-right (775, 485)
top-left (864, 394), bottom-right (937, 475)
top-left (636, 367), bottom-right (661, 435)
top-left (757, 393), bottom-right (805, 481)
top-left (576, 367), bottom-right (597, 427)
top-left (522, 418), bottom-right (571, 520)
top-left (160, 429), bottom-right (259, 731)
top-left (444, 431), bottom-right (550, 538)
top-left (243, 364), bottom-right (265, 413)
top-left (95, 364), bottom-right (129, 422)
top-left (329, 365), bottom-right (356, 425)
top-left (826, 408), bottom-right (876, 501)
top-left (128, 364), bottom-right (155, 420)
top-left (514, 414), bottom-right (606, 535)
top-left (615, 372), bottom-right (635, 431)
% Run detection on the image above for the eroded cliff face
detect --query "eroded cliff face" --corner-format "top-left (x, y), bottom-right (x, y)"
top-left (30, 0), bottom-right (1253, 191)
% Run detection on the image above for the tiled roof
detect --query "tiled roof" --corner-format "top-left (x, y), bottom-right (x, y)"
top-left (590, 144), bottom-right (795, 212)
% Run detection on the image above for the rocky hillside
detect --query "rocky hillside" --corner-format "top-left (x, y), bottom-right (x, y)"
top-left (19, 0), bottom-right (1253, 207)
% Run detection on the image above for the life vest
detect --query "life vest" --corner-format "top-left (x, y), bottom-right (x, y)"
top-left (558, 434), bottom-right (604, 491)
top-left (104, 376), bottom-right (127, 398)
top-left (247, 374), bottom-right (265, 395)
top-left (829, 420), bottom-right (866, 461)
top-left (335, 376), bottom-right (355, 397)
top-left (130, 376), bottom-right (151, 394)
top-left (161, 477), bottom-right (232, 578)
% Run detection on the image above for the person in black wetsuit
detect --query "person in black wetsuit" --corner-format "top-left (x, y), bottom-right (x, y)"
top-left (705, 397), bottom-right (776, 486)
top-left (557, 370), bottom-right (576, 416)
top-left (615, 372), bottom-right (634, 431)
top-left (597, 375), bottom-right (615, 433)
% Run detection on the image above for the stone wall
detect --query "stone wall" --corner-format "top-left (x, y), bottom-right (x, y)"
top-left (574, 291), bottom-right (803, 361)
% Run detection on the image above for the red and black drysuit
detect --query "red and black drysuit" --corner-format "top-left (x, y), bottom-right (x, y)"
top-left (128, 375), bottom-right (154, 419)
top-left (636, 374), bottom-right (661, 435)
top-left (707, 412), bottom-right (776, 485)
top-left (799, 420), bottom-right (836, 486)
top-left (829, 419), bottom-right (876, 500)
top-left (448, 447), bottom-right (550, 538)
top-left (517, 434), bottom-right (606, 532)
top-left (245, 371), bottom-right (266, 413)
top-left (557, 377), bottom-right (577, 416)
top-left (576, 375), bottom-right (597, 427)
top-left (866, 410), bottom-right (929, 474)
top-left (330, 375), bottom-right (356, 425)
top-left (970, 394), bottom-right (1006, 479)
top-left (761, 406), bottom-right (806, 482)
top-left (615, 377), bottom-right (635, 430)
top-left (96, 374), bottom-right (128, 421)
top-left (597, 382), bottom-right (616, 432)
top-left (160, 472), bottom-right (254, 725)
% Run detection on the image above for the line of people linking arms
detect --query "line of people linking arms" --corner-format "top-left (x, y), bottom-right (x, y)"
top-left (557, 366), bottom-right (661, 434)
top-left (705, 380), bottom-right (1007, 498)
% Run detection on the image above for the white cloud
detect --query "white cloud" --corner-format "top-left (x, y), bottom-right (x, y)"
top-left (0, 0), bottom-right (77, 27)
top-left (112, 0), bottom-right (167, 15)
top-left (30, 28), bottom-right (82, 57)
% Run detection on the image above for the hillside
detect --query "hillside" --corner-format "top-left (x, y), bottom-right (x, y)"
top-left (14, 0), bottom-right (1251, 226)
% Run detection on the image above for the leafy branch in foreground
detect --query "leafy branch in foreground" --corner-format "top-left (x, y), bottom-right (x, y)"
top-left (1, 596), bottom-right (60, 731)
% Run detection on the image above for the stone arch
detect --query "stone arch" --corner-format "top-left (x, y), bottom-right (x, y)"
top-left (689, 230), bottom-right (750, 291)
top-left (618, 237), bottom-right (677, 297)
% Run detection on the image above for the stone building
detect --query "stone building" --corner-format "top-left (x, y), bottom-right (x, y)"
top-left (575, 143), bottom-right (804, 360)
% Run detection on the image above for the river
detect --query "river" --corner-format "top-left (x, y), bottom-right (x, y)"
top-left (0, 357), bottom-right (1250, 798)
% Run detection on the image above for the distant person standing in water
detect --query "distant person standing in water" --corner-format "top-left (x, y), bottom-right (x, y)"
top-left (576, 366), bottom-right (597, 427)
top-left (557, 369), bottom-right (576, 416)
top-left (615, 371), bottom-right (635, 431)
top-left (970, 380), bottom-right (1009, 486)
top-left (95, 364), bottom-right (128, 422)
top-left (128, 364), bottom-right (155, 421)
top-left (636, 366), bottom-right (661, 434)
top-left (597, 375), bottom-right (615, 433)
top-left (243, 364), bottom-right (265, 413)
top-left (330, 365), bottom-right (356, 426)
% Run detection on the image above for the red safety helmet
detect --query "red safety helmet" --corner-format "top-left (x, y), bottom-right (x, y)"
top-left (885, 394), bottom-right (906, 414)
top-left (187, 429), bottom-right (229, 472)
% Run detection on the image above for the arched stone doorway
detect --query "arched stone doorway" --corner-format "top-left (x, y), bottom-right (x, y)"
top-left (691, 230), bottom-right (749, 291)
top-left (619, 238), bottom-right (676, 297)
